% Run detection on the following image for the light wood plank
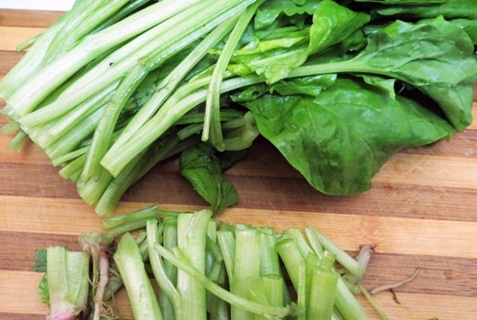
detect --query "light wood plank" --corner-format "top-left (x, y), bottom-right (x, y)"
top-left (0, 26), bottom-right (43, 51)
top-left (0, 10), bottom-right (63, 28)
top-left (0, 271), bottom-right (48, 315)
top-left (218, 207), bottom-right (477, 259)
top-left (0, 136), bottom-right (51, 165)
top-left (0, 196), bottom-right (104, 235)
top-left (374, 153), bottom-right (477, 189)
top-left (1, 195), bottom-right (476, 259)
top-left (358, 292), bottom-right (477, 320)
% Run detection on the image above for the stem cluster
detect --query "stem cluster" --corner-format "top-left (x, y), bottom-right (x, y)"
top-left (40, 206), bottom-right (387, 320)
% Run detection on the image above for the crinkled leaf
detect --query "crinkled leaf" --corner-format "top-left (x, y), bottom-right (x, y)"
top-left (38, 274), bottom-right (50, 305)
top-left (347, 17), bottom-right (477, 130)
top-left (254, 0), bottom-right (321, 30)
top-left (308, 0), bottom-right (370, 55)
top-left (271, 74), bottom-right (337, 96)
top-left (180, 144), bottom-right (240, 215)
top-left (229, 46), bottom-right (309, 83)
top-left (245, 77), bottom-right (455, 195)
top-left (228, 27), bottom-right (310, 81)
top-left (451, 19), bottom-right (477, 44)
top-left (359, 74), bottom-right (397, 98)
top-left (373, 0), bottom-right (477, 20)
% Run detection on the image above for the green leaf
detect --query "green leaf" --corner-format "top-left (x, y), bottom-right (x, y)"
top-left (351, 17), bottom-right (477, 130)
top-left (32, 249), bottom-right (47, 272)
top-left (308, 0), bottom-right (370, 55)
top-left (271, 74), bottom-right (337, 96)
top-left (451, 19), bottom-right (477, 45)
top-left (245, 77), bottom-right (455, 195)
top-left (230, 46), bottom-right (309, 83)
top-left (180, 144), bottom-right (241, 214)
top-left (254, 0), bottom-right (321, 30)
top-left (373, 0), bottom-right (477, 20)
top-left (301, 16), bottom-right (477, 131)
top-left (38, 274), bottom-right (50, 305)
top-left (358, 74), bottom-right (397, 99)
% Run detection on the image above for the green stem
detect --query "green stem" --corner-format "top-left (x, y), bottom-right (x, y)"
top-left (0, 8), bottom-right (69, 101)
top-left (307, 251), bottom-right (339, 320)
top-left (357, 283), bottom-right (391, 320)
top-left (95, 135), bottom-right (198, 216)
top-left (202, 0), bottom-right (264, 150)
top-left (112, 15), bottom-right (239, 149)
top-left (9, 0), bottom-right (205, 119)
top-left (231, 227), bottom-right (262, 320)
top-left (101, 74), bottom-right (263, 177)
top-left (305, 226), bottom-right (365, 280)
top-left (34, 83), bottom-right (116, 150)
top-left (43, 106), bottom-right (105, 161)
top-left (176, 210), bottom-right (213, 320)
top-left (154, 244), bottom-right (293, 319)
top-left (46, 247), bottom-right (90, 320)
top-left (43, 0), bottom-right (130, 64)
top-left (217, 230), bottom-right (236, 284)
top-left (276, 236), bottom-right (306, 291)
top-left (81, 66), bottom-right (148, 181)
top-left (147, 219), bottom-right (183, 320)
top-left (91, 0), bottom-right (153, 34)
top-left (113, 232), bottom-right (163, 320)
top-left (82, 0), bottom-right (240, 182)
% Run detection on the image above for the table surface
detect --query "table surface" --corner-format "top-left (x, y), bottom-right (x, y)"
top-left (1, 8), bottom-right (477, 320)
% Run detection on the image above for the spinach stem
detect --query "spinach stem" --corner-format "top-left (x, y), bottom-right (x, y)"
top-left (113, 232), bottom-right (163, 320)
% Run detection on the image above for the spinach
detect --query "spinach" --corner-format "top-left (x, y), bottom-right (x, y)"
top-left (236, 13), bottom-right (476, 195)
top-left (369, 0), bottom-right (477, 20)
top-left (299, 16), bottom-right (477, 130)
top-left (308, 0), bottom-right (370, 55)
top-left (179, 144), bottom-right (244, 215)
top-left (3, 0), bottom-right (476, 214)
top-left (245, 76), bottom-right (454, 195)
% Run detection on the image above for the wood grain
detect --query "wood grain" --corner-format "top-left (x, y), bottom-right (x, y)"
top-left (0, 8), bottom-right (476, 320)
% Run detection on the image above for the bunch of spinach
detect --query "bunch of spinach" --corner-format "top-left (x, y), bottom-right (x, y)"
top-left (222, 0), bottom-right (477, 196)
top-left (228, 1), bottom-right (477, 194)
top-left (1, 0), bottom-right (476, 215)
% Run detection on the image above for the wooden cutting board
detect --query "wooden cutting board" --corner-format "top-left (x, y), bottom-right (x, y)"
top-left (1, 9), bottom-right (476, 320)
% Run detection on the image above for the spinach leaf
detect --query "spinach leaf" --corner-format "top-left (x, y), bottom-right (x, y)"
top-left (451, 19), bottom-right (477, 44)
top-left (302, 16), bottom-right (477, 130)
top-left (179, 144), bottom-right (241, 215)
top-left (245, 77), bottom-right (454, 195)
top-left (229, 0), bottom-right (370, 83)
top-left (254, 0), bottom-right (321, 30)
top-left (355, 0), bottom-right (445, 4)
top-left (308, 0), bottom-right (370, 55)
top-left (371, 0), bottom-right (477, 20)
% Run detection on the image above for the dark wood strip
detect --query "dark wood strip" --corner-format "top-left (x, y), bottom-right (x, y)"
top-left (0, 162), bottom-right (79, 199)
top-left (0, 10), bottom-right (62, 28)
top-left (127, 160), bottom-right (477, 222)
top-left (0, 314), bottom-right (42, 320)
top-left (228, 175), bottom-right (477, 221)
top-left (1, 154), bottom-right (477, 222)
top-left (0, 232), bottom-right (79, 272)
